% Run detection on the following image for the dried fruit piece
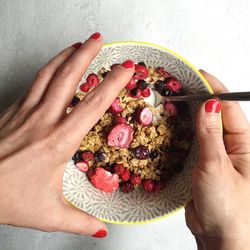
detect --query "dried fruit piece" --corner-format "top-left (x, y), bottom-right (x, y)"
top-left (164, 101), bottom-right (178, 116)
top-left (165, 78), bottom-right (182, 92)
top-left (125, 78), bottom-right (136, 90)
top-left (71, 96), bottom-right (80, 107)
top-left (136, 107), bottom-right (153, 126)
top-left (156, 67), bottom-right (172, 77)
top-left (130, 174), bottom-right (141, 186)
top-left (115, 116), bottom-right (127, 124)
top-left (75, 161), bottom-right (89, 172)
top-left (128, 88), bottom-right (142, 98)
top-left (80, 83), bottom-right (91, 93)
top-left (120, 181), bottom-right (134, 193)
top-left (89, 167), bottom-right (119, 192)
top-left (142, 179), bottom-right (154, 192)
top-left (114, 164), bottom-right (125, 176)
top-left (154, 181), bottom-right (166, 192)
top-left (134, 145), bottom-right (149, 160)
top-left (137, 80), bottom-right (148, 90)
top-left (95, 151), bottom-right (106, 162)
top-left (86, 73), bottom-right (100, 87)
top-left (107, 124), bottom-right (134, 148)
top-left (82, 151), bottom-right (94, 161)
top-left (72, 150), bottom-right (83, 162)
top-left (134, 64), bottom-right (149, 80)
top-left (120, 169), bottom-right (130, 181)
top-left (141, 87), bottom-right (151, 98)
top-left (108, 97), bottom-right (124, 114)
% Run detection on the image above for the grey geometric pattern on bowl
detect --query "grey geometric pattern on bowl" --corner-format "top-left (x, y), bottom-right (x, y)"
top-left (63, 42), bottom-right (211, 224)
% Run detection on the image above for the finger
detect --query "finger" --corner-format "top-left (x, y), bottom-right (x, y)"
top-left (22, 44), bottom-right (81, 110)
top-left (199, 70), bottom-right (250, 134)
top-left (41, 32), bottom-right (103, 121)
top-left (57, 203), bottom-right (107, 237)
top-left (57, 60), bottom-right (135, 155)
top-left (196, 98), bottom-right (230, 172)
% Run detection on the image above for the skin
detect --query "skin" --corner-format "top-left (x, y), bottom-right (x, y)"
top-left (0, 34), bottom-right (249, 248)
top-left (185, 70), bottom-right (250, 249)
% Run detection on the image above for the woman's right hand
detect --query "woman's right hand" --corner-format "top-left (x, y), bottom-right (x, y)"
top-left (185, 70), bottom-right (250, 250)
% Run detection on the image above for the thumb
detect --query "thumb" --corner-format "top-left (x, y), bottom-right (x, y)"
top-left (57, 202), bottom-right (108, 238)
top-left (196, 99), bottom-right (226, 166)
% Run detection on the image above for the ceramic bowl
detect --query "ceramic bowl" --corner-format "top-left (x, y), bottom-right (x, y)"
top-left (63, 41), bottom-right (212, 224)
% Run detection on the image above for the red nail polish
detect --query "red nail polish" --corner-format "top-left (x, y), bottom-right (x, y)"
top-left (121, 60), bottom-right (134, 69)
top-left (90, 32), bottom-right (101, 40)
top-left (205, 99), bottom-right (221, 113)
top-left (91, 229), bottom-right (107, 238)
top-left (72, 42), bottom-right (82, 49)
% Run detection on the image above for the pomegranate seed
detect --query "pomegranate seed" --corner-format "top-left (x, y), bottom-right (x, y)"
top-left (134, 64), bottom-right (149, 80)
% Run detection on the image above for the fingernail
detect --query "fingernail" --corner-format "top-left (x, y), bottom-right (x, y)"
top-left (199, 69), bottom-right (206, 73)
top-left (121, 60), bottom-right (134, 69)
top-left (90, 32), bottom-right (101, 40)
top-left (91, 229), bottom-right (107, 238)
top-left (205, 99), bottom-right (221, 113)
top-left (72, 42), bottom-right (82, 49)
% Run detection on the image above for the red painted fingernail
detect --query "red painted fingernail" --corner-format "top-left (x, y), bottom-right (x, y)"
top-left (72, 42), bottom-right (82, 49)
top-left (91, 229), bottom-right (107, 238)
top-left (90, 32), bottom-right (101, 40)
top-left (121, 60), bottom-right (134, 69)
top-left (205, 99), bottom-right (221, 113)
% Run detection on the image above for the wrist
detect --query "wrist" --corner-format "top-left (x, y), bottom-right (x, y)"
top-left (197, 234), bottom-right (250, 250)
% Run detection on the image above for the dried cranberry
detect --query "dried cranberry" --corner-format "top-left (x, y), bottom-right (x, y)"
top-left (134, 64), bottom-right (149, 80)
top-left (82, 151), bottom-right (94, 161)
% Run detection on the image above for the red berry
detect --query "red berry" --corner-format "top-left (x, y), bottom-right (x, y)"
top-left (136, 107), bottom-right (153, 126)
top-left (89, 167), bottom-right (119, 193)
top-left (125, 78), bottom-right (137, 90)
top-left (75, 161), bottom-right (89, 172)
top-left (107, 123), bottom-right (134, 149)
top-left (111, 63), bottom-right (119, 70)
top-left (165, 78), bottom-right (182, 92)
top-left (82, 151), bottom-right (94, 161)
top-left (120, 169), bottom-right (130, 181)
top-left (120, 181), bottom-right (134, 193)
top-left (128, 88), bottom-right (142, 98)
top-left (164, 101), bottom-right (178, 116)
top-left (154, 181), bottom-right (166, 192)
top-left (130, 174), bottom-right (141, 186)
top-left (108, 97), bottom-right (124, 114)
top-left (113, 164), bottom-right (125, 176)
top-left (156, 67), bottom-right (172, 77)
top-left (142, 179), bottom-right (154, 192)
top-left (80, 83), bottom-right (91, 92)
top-left (141, 87), bottom-right (151, 98)
top-left (115, 116), bottom-right (127, 124)
top-left (134, 64), bottom-right (149, 80)
top-left (86, 73), bottom-right (100, 87)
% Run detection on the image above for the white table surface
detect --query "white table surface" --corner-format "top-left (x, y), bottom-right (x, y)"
top-left (0, 0), bottom-right (249, 249)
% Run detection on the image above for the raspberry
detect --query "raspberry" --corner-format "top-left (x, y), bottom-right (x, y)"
top-left (125, 78), bottom-right (136, 90)
top-left (113, 164), bottom-right (125, 176)
top-left (154, 181), bottom-right (166, 192)
top-left (75, 161), bottom-right (89, 172)
top-left (134, 145), bottom-right (149, 160)
top-left (86, 73), bottom-right (100, 87)
top-left (165, 78), bottom-right (182, 92)
top-left (120, 181), bottom-right (134, 193)
top-left (142, 179), bottom-right (154, 192)
top-left (115, 116), bottom-right (127, 124)
top-left (80, 83), bottom-right (91, 93)
top-left (141, 87), bottom-right (151, 98)
top-left (82, 151), bottom-right (94, 161)
top-left (107, 123), bottom-right (134, 149)
top-left (89, 167), bottom-right (119, 193)
top-left (130, 174), bottom-right (141, 186)
top-left (108, 97), bottom-right (124, 114)
top-left (136, 107), bottom-right (153, 126)
top-left (134, 64), bottom-right (149, 80)
top-left (120, 169), bottom-right (130, 181)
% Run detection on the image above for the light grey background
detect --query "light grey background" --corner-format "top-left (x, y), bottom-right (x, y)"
top-left (0, 0), bottom-right (249, 249)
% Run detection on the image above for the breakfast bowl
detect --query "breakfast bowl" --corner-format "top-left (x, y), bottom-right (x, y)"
top-left (63, 41), bottom-right (212, 224)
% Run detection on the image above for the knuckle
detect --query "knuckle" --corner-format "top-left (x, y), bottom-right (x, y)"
top-left (205, 124), bottom-right (221, 135)
top-left (56, 64), bottom-right (74, 80)
top-left (36, 66), bottom-right (52, 80)
top-left (84, 92), bottom-right (105, 110)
